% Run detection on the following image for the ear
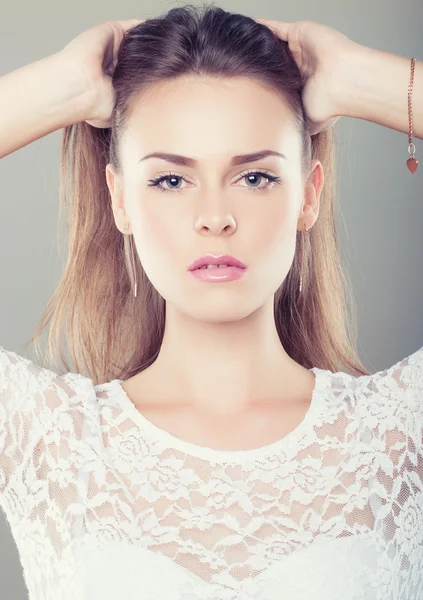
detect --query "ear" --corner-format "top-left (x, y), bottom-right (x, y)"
top-left (106, 164), bottom-right (128, 234)
top-left (299, 159), bottom-right (324, 227)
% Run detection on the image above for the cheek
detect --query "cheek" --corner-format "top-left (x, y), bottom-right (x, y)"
top-left (139, 204), bottom-right (172, 245)
top-left (131, 203), bottom-right (184, 287)
top-left (244, 198), bottom-right (298, 290)
top-left (251, 198), bottom-right (297, 254)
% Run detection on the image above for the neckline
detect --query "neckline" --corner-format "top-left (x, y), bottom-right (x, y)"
top-left (104, 367), bottom-right (328, 463)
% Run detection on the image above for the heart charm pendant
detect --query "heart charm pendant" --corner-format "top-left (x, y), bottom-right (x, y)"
top-left (407, 157), bottom-right (419, 173)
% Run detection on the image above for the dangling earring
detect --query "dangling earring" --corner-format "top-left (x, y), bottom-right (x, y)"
top-left (299, 223), bottom-right (309, 294)
top-left (123, 222), bottom-right (137, 298)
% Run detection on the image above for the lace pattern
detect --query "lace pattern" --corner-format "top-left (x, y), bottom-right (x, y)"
top-left (0, 344), bottom-right (422, 599)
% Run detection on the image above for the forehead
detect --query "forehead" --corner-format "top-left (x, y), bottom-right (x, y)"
top-left (121, 76), bottom-right (299, 166)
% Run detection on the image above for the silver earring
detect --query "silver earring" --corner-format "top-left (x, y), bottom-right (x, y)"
top-left (299, 223), bottom-right (310, 294)
top-left (123, 222), bottom-right (137, 298)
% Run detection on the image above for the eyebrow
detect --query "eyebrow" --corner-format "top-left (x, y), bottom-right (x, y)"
top-left (138, 149), bottom-right (286, 167)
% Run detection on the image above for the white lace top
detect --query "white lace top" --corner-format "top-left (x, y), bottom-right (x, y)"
top-left (0, 344), bottom-right (422, 600)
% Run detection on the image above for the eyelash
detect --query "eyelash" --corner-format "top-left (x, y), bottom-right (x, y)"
top-left (146, 169), bottom-right (282, 194)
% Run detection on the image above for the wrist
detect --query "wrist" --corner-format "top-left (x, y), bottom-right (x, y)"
top-left (49, 50), bottom-right (95, 125)
top-left (331, 42), bottom-right (422, 139)
top-left (330, 41), bottom-right (376, 119)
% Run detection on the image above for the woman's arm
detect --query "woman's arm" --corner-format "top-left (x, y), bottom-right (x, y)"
top-left (334, 44), bottom-right (423, 140)
top-left (0, 52), bottom-right (90, 160)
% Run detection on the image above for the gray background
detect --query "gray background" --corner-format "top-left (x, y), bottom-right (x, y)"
top-left (0, 0), bottom-right (422, 597)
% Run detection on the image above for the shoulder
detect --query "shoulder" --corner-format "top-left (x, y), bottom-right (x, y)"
top-left (0, 345), bottom-right (97, 413)
top-left (353, 344), bottom-right (423, 405)
top-left (344, 345), bottom-right (423, 450)
top-left (0, 346), bottom-right (101, 498)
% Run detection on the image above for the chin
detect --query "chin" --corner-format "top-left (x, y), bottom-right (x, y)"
top-left (177, 300), bottom-right (260, 323)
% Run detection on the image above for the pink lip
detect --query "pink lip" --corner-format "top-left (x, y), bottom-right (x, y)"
top-left (188, 254), bottom-right (247, 271)
top-left (189, 265), bottom-right (246, 283)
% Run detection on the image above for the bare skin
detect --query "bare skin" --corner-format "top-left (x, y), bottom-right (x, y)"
top-left (121, 361), bottom-right (318, 451)
top-left (105, 75), bottom-right (324, 449)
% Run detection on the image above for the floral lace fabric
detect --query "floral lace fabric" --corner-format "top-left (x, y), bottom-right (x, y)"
top-left (0, 344), bottom-right (422, 600)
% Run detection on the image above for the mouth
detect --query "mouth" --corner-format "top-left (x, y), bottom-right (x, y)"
top-left (189, 265), bottom-right (246, 282)
top-left (188, 254), bottom-right (247, 271)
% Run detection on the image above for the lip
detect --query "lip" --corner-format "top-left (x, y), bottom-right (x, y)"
top-left (189, 265), bottom-right (246, 283)
top-left (188, 254), bottom-right (247, 271)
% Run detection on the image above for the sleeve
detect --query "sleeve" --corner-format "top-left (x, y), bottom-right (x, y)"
top-left (0, 345), bottom-right (93, 504)
top-left (394, 343), bottom-right (423, 446)
top-left (410, 344), bottom-right (423, 394)
top-left (360, 343), bottom-right (423, 453)
top-left (0, 345), bottom-right (48, 499)
top-left (361, 345), bottom-right (423, 584)
top-left (384, 343), bottom-right (423, 399)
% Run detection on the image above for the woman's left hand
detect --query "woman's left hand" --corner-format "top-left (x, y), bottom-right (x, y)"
top-left (256, 18), bottom-right (359, 135)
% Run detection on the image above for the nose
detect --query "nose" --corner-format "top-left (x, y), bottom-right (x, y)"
top-left (194, 212), bottom-right (237, 236)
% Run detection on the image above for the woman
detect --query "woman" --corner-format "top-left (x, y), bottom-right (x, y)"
top-left (0, 4), bottom-right (422, 599)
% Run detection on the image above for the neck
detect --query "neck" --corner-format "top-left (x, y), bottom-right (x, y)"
top-left (145, 300), bottom-right (305, 415)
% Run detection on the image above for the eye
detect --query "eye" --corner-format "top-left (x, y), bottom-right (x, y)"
top-left (237, 169), bottom-right (282, 192)
top-left (147, 172), bottom-right (186, 192)
top-left (147, 169), bottom-right (282, 193)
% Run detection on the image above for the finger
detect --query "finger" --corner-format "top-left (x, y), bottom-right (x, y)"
top-left (255, 18), bottom-right (291, 40)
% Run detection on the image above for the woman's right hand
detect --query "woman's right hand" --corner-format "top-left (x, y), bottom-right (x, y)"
top-left (59, 19), bottom-right (143, 128)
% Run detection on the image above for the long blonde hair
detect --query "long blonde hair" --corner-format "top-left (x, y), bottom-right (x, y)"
top-left (25, 3), bottom-right (371, 385)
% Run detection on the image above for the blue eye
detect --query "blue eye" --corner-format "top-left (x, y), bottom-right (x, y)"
top-left (147, 170), bottom-right (282, 193)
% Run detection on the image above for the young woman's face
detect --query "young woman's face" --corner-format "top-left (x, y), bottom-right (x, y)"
top-left (107, 76), bottom-right (323, 321)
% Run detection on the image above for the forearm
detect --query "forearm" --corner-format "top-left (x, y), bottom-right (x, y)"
top-left (0, 52), bottom-right (90, 159)
top-left (334, 42), bottom-right (423, 140)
